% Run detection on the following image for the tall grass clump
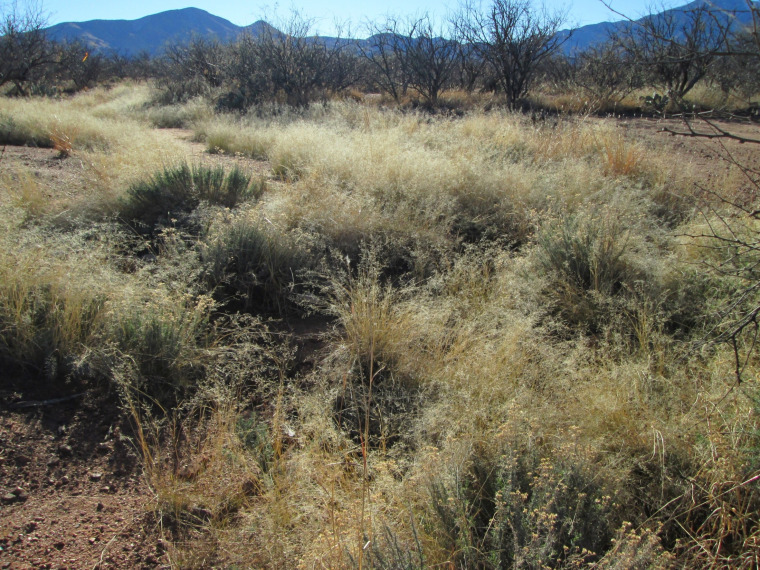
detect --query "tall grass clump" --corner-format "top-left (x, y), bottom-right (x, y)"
top-left (0, 211), bottom-right (109, 379)
top-left (536, 211), bottom-right (632, 296)
top-left (327, 252), bottom-right (414, 375)
top-left (0, 261), bottom-right (106, 378)
top-left (0, 204), bottom-right (216, 397)
top-left (201, 211), bottom-right (305, 312)
top-left (534, 210), bottom-right (641, 333)
top-left (198, 117), bottom-right (276, 160)
top-left (0, 167), bottom-right (51, 219)
top-left (0, 112), bottom-right (51, 147)
top-left (145, 97), bottom-right (215, 129)
top-left (0, 98), bottom-right (111, 151)
top-left (122, 163), bottom-right (263, 226)
top-left (108, 292), bottom-right (214, 401)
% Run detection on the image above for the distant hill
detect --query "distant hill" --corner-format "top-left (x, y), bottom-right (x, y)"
top-left (45, 8), bottom-right (273, 56)
top-left (43, 0), bottom-right (760, 57)
top-left (559, 0), bottom-right (760, 53)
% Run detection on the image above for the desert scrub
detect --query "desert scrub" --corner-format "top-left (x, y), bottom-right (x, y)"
top-left (108, 292), bottom-right (214, 400)
top-left (0, 88), bottom-right (190, 208)
top-left (427, 441), bottom-right (614, 568)
top-left (0, 98), bottom-right (110, 151)
top-left (0, 211), bottom-right (111, 377)
top-left (200, 104), bottom-right (678, 257)
top-left (201, 210), bottom-right (306, 313)
top-left (121, 163), bottom-right (263, 226)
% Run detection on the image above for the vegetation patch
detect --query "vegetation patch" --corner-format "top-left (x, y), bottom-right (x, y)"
top-left (121, 162), bottom-right (263, 226)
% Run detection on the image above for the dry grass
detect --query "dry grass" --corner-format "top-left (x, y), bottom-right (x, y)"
top-left (0, 85), bottom-right (189, 220)
top-left (1, 87), bottom-right (758, 567)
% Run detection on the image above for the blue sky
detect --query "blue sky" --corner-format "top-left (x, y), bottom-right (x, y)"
top-left (37, 0), bottom-right (677, 36)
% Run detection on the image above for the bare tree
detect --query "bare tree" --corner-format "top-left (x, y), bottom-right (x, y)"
top-left (394, 16), bottom-right (459, 106)
top-left (453, 41), bottom-right (489, 92)
top-left (641, 1), bottom-right (760, 384)
top-left (455, 0), bottom-right (568, 109)
top-left (154, 36), bottom-right (228, 103)
top-left (228, 13), bottom-right (352, 107)
top-left (707, 1), bottom-right (760, 105)
top-left (357, 20), bottom-right (408, 102)
top-left (571, 42), bottom-right (642, 109)
top-left (0, 0), bottom-right (56, 95)
top-left (607, 2), bottom-right (734, 103)
top-left (55, 40), bottom-right (106, 90)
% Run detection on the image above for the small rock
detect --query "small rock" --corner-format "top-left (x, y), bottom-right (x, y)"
top-left (99, 486), bottom-right (110, 494)
top-left (145, 554), bottom-right (158, 564)
top-left (96, 443), bottom-right (112, 455)
top-left (96, 502), bottom-right (104, 512)
top-left (88, 537), bottom-right (96, 544)
top-left (53, 541), bottom-right (65, 550)
top-left (57, 444), bottom-right (73, 457)
top-left (2, 493), bottom-right (17, 503)
top-left (59, 475), bottom-right (70, 486)
top-left (47, 457), bottom-right (60, 467)
top-left (89, 472), bottom-right (102, 482)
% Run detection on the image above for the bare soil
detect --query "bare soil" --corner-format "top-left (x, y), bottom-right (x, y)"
top-left (619, 115), bottom-right (760, 184)
top-left (0, 388), bottom-right (163, 570)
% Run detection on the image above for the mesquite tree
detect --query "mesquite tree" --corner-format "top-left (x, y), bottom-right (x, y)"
top-left (0, 0), bottom-right (55, 94)
top-left (455, 0), bottom-right (567, 109)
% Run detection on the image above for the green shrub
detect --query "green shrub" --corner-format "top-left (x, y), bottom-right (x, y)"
top-left (110, 294), bottom-right (213, 401)
top-left (534, 212), bottom-right (638, 333)
top-left (122, 163), bottom-right (263, 226)
top-left (429, 444), bottom-right (613, 568)
top-left (202, 214), bottom-right (304, 312)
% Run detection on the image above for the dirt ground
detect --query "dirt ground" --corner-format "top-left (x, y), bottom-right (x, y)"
top-left (0, 375), bottom-right (164, 570)
top-left (619, 114), bottom-right (760, 187)
top-left (0, 115), bottom-right (757, 569)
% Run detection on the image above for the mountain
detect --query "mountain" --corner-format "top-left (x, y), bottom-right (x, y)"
top-left (43, 0), bottom-right (760, 57)
top-left (46, 8), bottom-right (259, 56)
top-left (559, 0), bottom-right (760, 53)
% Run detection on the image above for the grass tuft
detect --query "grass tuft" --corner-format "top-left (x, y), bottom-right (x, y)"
top-left (122, 163), bottom-right (263, 226)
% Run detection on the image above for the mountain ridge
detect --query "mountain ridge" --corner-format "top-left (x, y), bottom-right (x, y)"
top-left (44, 0), bottom-right (759, 57)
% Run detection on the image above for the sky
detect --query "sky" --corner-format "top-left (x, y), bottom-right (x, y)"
top-left (34, 0), bottom-right (676, 37)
